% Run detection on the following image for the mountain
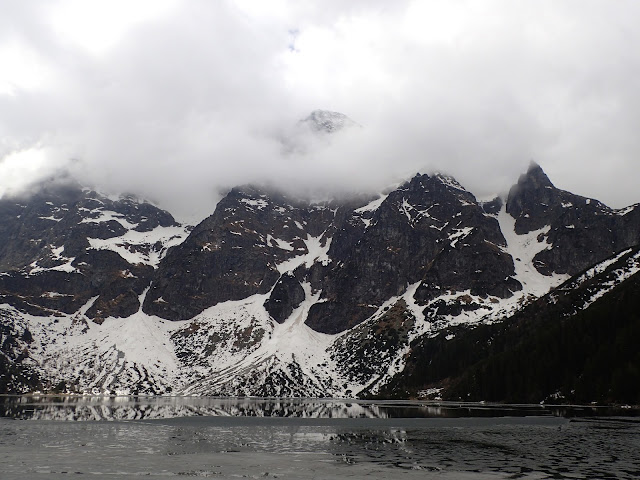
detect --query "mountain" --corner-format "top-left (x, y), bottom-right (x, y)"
top-left (301, 110), bottom-right (359, 133)
top-left (506, 162), bottom-right (640, 276)
top-left (305, 172), bottom-right (521, 334)
top-left (143, 185), bottom-right (336, 321)
top-left (1, 159), bottom-right (638, 400)
top-left (0, 178), bottom-right (189, 320)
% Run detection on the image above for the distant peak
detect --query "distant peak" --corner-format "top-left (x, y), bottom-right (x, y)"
top-left (506, 161), bottom-right (557, 223)
top-left (527, 160), bottom-right (541, 171)
top-left (301, 110), bottom-right (358, 133)
top-left (518, 161), bottom-right (554, 189)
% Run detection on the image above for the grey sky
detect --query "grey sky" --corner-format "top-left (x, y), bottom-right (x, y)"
top-left (1, 0), bottom-right (639, 222)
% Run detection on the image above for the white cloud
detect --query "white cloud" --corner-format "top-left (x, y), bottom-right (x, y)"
top-left (1, 0), bottom-right (639, 222)
top-left (47, 0), bottom-right (179, 55)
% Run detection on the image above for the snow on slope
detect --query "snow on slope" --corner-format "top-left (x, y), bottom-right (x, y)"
top-left (497, 206), bottom-right (568, 297)
top-left (23, 291), bottom-right (183, 395)
top-left (275, 234), bottom-right (332, 273)
top-left (10, 199), bottom-right (620, 398)
top-left (18, 283), bottom-right (349, 396)
top-left (486, 206), bottom-right (570, 319)
top-left (170, 293), bottom-right (276, 390)
top-left (558, 247), bottom-right (640, 312)
top-left (177, 283), bottom-right (348, 397)
top-left (16, 206), bottom-right (577, 397)
top-left (580, 255), bottom-right (640, 308)
top-left (88, 224), bottom-right (188, 267)
top-left (329, 282), bottom-right (433, 396)
top-left (398, 206), bottom-right (571, 330)
top-left (354, 193), bottom-right (388, 214)
top-left (388, 206), bottom-right (572, 339)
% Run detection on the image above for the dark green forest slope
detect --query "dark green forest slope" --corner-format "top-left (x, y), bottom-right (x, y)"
top-left (382, 248), bottom-right (640, 404)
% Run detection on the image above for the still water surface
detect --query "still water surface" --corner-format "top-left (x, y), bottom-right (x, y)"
top-left (0, 396), bottom-right (638, 479)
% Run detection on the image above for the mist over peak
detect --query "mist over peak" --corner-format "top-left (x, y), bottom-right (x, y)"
top-left (2, 1), bottom-right (639, 223)
top-left (301, 110), bottom-right (360, 134)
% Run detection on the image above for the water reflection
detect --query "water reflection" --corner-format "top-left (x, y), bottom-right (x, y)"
top-left (0, 395), bottom-right (633, 421)
top-left (1, 397), bottom-right (638, 479)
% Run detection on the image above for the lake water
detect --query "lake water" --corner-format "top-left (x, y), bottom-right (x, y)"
top-left (0, 396), bottom-right (638, 479)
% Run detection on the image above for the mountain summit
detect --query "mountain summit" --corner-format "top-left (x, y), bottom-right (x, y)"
top-left (506, 161), bottom-right (640, 275)
top-left (301, 110), bottom-right (358, 133)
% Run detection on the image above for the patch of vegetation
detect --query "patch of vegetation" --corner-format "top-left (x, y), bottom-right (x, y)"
top-left (332, 299), bottom-right (414, 386)
top-left (0, 318), bottom-right (42, 394)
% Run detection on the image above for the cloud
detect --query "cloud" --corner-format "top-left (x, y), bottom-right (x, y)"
top-left (1, 0), bottom-right (640, 222)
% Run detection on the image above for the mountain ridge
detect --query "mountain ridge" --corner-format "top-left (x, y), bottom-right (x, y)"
top-left (1, 163), bottom-right (638, 400)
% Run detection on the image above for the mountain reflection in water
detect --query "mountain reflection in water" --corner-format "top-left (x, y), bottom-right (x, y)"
top-left (0, 395), bottom-right (633, 421)
top-left (0, 397), bottom-right (638, 480)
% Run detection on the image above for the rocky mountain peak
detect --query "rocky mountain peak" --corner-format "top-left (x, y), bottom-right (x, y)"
top-left (304, 169), bottom-right (520, 334)
top-left (504, 162), bottom-right (640, 277)
top-left (301, 110), bottom-right (358, 133)
top-left (506, 162), bottom-right (559, 232)
top-left (522, 161), bottom-right (554, 188)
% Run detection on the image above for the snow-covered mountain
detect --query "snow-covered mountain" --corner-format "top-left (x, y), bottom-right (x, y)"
top-left (1, 162), bottom-right (639, 399)
top-left (0, 178), bottom-right (189, 321)
top-left (301, 110), bottom-right (360, 133)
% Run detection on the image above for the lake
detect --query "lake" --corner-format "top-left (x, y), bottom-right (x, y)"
top-left (0, 396), bottom-right (638, 479)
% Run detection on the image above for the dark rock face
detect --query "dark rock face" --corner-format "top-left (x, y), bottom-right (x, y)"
top-left (0, 179), bottom-right (182, 320)
top-left (305, 173), bottom-right (520, 333)
top-left (264, 272), bottom-right (306, 323)
top-left (0, 307), bottom-right (41, 393)
top-left (506, 162), bottom-right (640, 275)
top-left (480, 196), bottom-right (503, 215)
top-left (143, 185), bottom-right (336, 320)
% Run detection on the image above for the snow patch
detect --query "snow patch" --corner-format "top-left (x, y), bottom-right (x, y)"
top-left (615, 204), bottom-right (637, 216)
top-left (266, 234), bottom-right (294, 251)
top-left (497, 207), bottom-right (568, 298)
top-left (354, 194), bottom-right (388, 213)
top-left (240, 198), bottom-right (269, 210)
top-left (88, 225), bottom-right (188, 268)
top-left (80, 209), bottom-right (138, 229)
top-left (28, 245), bottom-right (78, 274)
top-left (399, 198), bottom-right (413, 223)
top-left (448, 227), bottom-right (473, 247)
top-left (276, 234), bottom-right (332, 273)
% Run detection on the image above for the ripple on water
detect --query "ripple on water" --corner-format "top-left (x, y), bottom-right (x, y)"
top-left (0, 399), bottom-right (638, 479)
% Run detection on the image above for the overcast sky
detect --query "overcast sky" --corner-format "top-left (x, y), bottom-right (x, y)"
top-left (1, 0), bottom-right (639, 222)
